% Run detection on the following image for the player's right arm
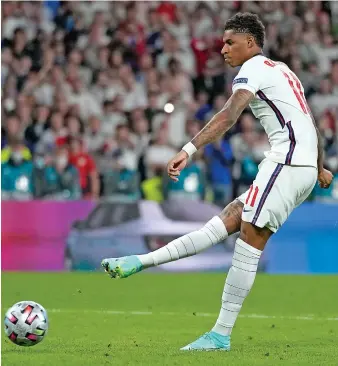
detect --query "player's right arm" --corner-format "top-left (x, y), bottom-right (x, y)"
top-left (166, 89), bottom-right (254, 182)
top-left (166, 59), bottom-right (260, 182)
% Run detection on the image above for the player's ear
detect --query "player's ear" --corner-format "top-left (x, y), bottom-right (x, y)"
top-left (247, 35), bottom-right (255, 48)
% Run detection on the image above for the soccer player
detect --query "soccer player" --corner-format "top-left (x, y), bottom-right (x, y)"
top-left (101, 13), bottom-right (333, 351)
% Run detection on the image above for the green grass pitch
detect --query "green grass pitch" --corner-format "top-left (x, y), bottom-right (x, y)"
top-left (2, 273), bottom-right (338, 365)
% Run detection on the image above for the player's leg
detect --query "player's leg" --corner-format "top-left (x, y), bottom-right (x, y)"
top-left (181, 161), bottom-right (317, 351)
top-left (210, 221), bottom-right (271, 338)
top-left (181, 160), bottom-right (275, 351)
top-left (180, 222), bottom-right (272, 351)
top-left (101, 200), bottom-right (243, 279)
top-left (209, 168), bottom-right (317, 342)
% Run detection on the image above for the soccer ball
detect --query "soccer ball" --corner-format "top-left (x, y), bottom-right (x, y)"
top-left (4, 301), bottom-right (49, 346)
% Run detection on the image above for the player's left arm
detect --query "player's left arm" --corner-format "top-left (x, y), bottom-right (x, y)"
top-left (191, 89), bottom-right (254, 149)
top-left (308, 110), bottom-right (333, 189)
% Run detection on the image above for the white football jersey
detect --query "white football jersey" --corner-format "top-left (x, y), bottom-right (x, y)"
top-left (232, 55), bottom-right (318, 168)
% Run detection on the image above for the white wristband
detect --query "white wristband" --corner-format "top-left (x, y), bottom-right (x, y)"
top-left (182, 142), bottom-right (197, 157)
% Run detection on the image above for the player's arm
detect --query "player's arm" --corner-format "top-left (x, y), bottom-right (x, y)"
top-left (309, 112), bottom-right (324, 171)
top-left (191, 89), bottom-right (254, 150)
top-left (309, 111), bottom-right (333, 189)
top-left (166, 90), bottom-right (254, 181)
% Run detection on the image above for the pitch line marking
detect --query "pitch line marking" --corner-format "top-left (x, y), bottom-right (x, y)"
top-left (44, 309), bottom-right (338, 321)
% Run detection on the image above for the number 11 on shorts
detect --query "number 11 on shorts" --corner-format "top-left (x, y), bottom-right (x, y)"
top-left (246, 185), bottom-right (259, 207)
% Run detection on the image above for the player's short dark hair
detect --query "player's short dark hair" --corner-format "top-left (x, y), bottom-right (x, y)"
top-left (224, 12), bottom-right (265, 48)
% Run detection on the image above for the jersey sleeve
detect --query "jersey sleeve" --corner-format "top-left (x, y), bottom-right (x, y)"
top-left (232, 59), bottom-right (263, 95)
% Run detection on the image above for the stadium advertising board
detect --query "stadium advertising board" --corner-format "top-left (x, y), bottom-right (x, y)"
top-left (2, 200), bottom-right (338, 273)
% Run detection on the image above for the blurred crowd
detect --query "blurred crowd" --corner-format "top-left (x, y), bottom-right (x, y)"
top-left (2, 1), bottom-right (338, 204)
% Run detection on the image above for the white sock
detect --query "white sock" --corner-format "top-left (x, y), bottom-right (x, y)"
top-left (137, 216), bottom-right (228, 267)
top-left (212, 238), bottom-right (262, 336)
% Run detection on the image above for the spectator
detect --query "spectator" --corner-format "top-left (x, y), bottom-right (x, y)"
top-left (54, 94), bottom-right (70, 119)
top-left (295, 61), bottom-right (322, 98)
top-left (107, 125), bottom-right (138, 171)
top-left (309, 78), bottom-right (338, 118)
top-left (101, 97), bottom-right (128, 138)
top-left (108, 49), bottom-right (124, 77)
top-left (32, 145), bottom-right (81, 200)
top-left (145, 127), bottom-right (177, 178)
top-left (24, 105), bottom-right (50, 148)
top-left (137, 52), bottom-right (155, 84)
top-left (90, 69), bottom-right (110, 106)
top-left (194, 90), bottom-right (212, 122)
top-left (298, 29), bottom-right (319, 66)
top-left (230, 113), bottom-right (263, 196)
top-left (67, 77), bottom-right (101, 121)
top-left (191, 32), bottom-right (224, 95)
top-left (1, 47), bottom-right (13, 87)
top-left (2, 113), bottom-right (20, 147)
top-left (315, 33), bottom-right (338, 76)
top-left (131, 117), bottom-right (151, 159)
top-left (84, 115), bottom-right (105, 154)
top-left (2, 115), bottom-right (31, 163)
top-left (10, 27), bottom-right (29, 59)
top-left (131, 117), bottom-right (151, 182)
top-left (167, 6), bottom-right (190, 48)
top-left (88, 45), bottom-right (110, 70)
top-left (144, 92), bottom-right (165, 132)
top-left (146, 9), bottom-right (163, 58)
top-left (156, 32), bottom-right (196, 77)
top-left (118, 64), bottom-right (148, 112)
top-left (205, 137), bottom-right (234, 207)
top-left (331, 60), bottom-right (338, 96)
top-left (1, 139), bottom-right (34, 200)
top-left (205, 94), bottom-right (227, 122)
top-left (67, 48), bottom-right (91, 86)
top-left (69, 137), bottom-right (99, 199)
top-left (157, 1), bottom-right (177, 24)
top-left (37, 111), bottom-right (67, 152)
top-left (101, 125), bottom-right (140, 199)
top-left (164, 57), bottom-right (193, 104)
top-left (161, 92), bottom-right (190, 149)
top-left (279, 2), bottom-right (299, 38)
top-left (118, 2), bottom-right (145, 57)
top-left (318, 112), bottom-right (336, 157)
top-left (66, 115), bottom-right (83, 139)
top-left (192, 4), bottom-right (215, 38)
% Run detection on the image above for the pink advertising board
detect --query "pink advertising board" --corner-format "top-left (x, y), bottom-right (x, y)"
top-left (1, 201), bottom-right (95, 271)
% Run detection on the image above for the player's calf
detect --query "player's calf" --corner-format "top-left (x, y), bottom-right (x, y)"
top-left (212, 222), bottom-right (271, 336)
top-left (137, 215), bottom-right (228, 268)
top-left (137, 199), bottom-right (243, 269)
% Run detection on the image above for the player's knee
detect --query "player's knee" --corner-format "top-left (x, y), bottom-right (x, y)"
top-left (239, 221), bottom-right (272, 251)
top-left (218, 199), bottom-right (243, 235)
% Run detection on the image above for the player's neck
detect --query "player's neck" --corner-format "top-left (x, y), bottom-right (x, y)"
top-left (241, 50), bottom-right (264, 65)
top-left (251, 51), bottom-right (264, 58)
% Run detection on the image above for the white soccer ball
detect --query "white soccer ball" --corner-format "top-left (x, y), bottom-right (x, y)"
top-left (4, 301), bottom-right (49, 346)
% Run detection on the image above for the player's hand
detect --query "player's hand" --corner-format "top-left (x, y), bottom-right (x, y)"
top-left (167, 150), bottom-right (189, 182)
top-left (318, 168), bottom-right (333, 189)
